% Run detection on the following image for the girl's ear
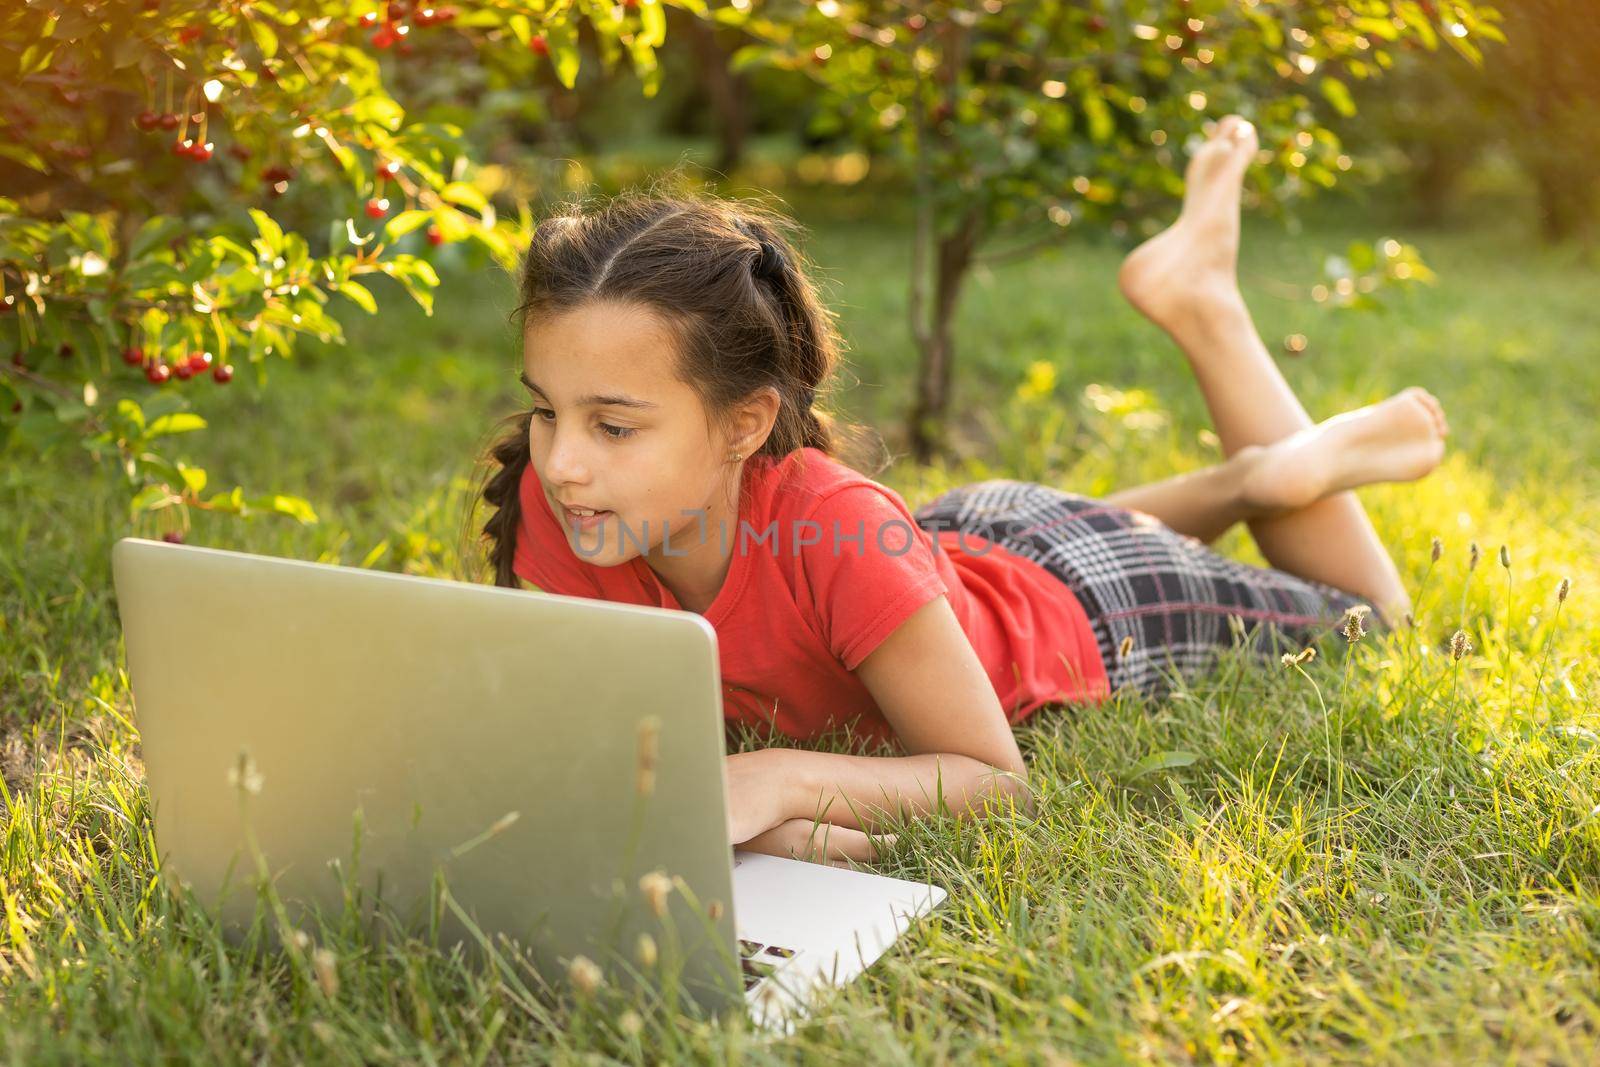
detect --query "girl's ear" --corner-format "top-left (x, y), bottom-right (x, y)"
top-left (727, 385), bottom-right (783, 456)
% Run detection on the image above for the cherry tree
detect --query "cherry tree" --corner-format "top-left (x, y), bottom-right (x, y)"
top-left (727, 0), bottom-right (1503, 460)
top-left (0, 0), bottom-right (688, 538)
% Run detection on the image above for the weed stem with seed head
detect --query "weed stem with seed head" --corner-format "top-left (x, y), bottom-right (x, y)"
top-left (1533, 578), bottom-right (1572, 718)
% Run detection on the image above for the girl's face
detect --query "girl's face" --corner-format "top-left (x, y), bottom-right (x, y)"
top-left (521, 300), bottom-right (773, 571)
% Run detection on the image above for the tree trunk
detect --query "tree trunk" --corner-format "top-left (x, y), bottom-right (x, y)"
top-left (1532, 164), bottom-right (1595, 243)
top-left (907, 208), bottom-right (983, 464)
top-left (677, 12), bottom-right (750, 175)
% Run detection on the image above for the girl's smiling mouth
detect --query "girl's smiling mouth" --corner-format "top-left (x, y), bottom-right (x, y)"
top-left (559, 502), bottom-right (613, 530)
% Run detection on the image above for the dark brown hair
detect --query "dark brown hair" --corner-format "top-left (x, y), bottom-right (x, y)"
top-left (469, 174), bottom-right (876, 589)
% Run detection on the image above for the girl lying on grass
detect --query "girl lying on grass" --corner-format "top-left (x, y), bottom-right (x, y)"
top-left (476, 115), bottom-right (1448, 867)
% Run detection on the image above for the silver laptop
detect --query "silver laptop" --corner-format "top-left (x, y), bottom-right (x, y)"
top-left (111, 537), bottom-right (946, 1030)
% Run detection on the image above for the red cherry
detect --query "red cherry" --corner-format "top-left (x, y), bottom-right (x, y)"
top-left (213, 363), bottom-right (234, 384)
top-left (228, 144), bottom-right (252, 161)
top-left (364, 197), bottom-right (390, 218)
top-left (146, 362), bottom-right (172, 384)
top-left (261, 164), bottom-right (293, 183)
top-left (621, 0), bottom-right (638, 9)
top-left (425, 225), bottom-right (444, 247)
top-left (122, 346), bottom-right (145, 366)
top-left (136, 111), bottom-right (161, 131)
top-left (190, 141), bottom-right (215, 161)
top-left (371, 25), bottom-right (396, 49)
top-left (259, 65), bottom-right (278, 82)
top-left (434, 6), bottom-right (457, 22)
top-left (414, 7), bottom-right (435, 26)
top-left (161, 530), bottom-right (186, 544)
top-left (377, 159), bottom-right (400, 179)
top-left (172, 138), bottom-right (194, 158)
top-left (177, 24), bottom-right (203, 45)
top-left (174, 361), bottom-right (195, 380)
top-left (186, 351), bottom-right (213, 372)
top-left (158, 112), bottom-right (180, 130)
top-left (360, 10), bottom-right (380, 27)
top-left (529, 33), bottom-right (549, 56)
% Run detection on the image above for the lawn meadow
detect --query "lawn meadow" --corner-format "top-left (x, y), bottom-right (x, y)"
top-left (3, 164), bottom-right (1598, 1063)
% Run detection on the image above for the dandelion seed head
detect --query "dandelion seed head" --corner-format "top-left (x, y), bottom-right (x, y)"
top-left (1282, 647), bottom-right (1317, 667)
top-left (312, 948), bottom-right (339, 999)
top-left (567, 954), bottom-right (603, 996)
top-left (1342, 604), bottom-right (1371, 643)
top-left (619, 1009), bottom-right (643, 1036)
top-left (638, 870), bottom-right (672, 918)
top-left (227, 751), bottom-right (264, 795)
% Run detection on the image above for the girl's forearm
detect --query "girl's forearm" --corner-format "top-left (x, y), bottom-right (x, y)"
top-left (769, 748), bottom-right (1033, 835)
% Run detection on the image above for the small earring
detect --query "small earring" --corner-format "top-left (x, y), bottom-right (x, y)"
top-left (729, 451), bottom-right (742, 463)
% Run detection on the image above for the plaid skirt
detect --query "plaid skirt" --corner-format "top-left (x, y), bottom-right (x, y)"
top-left (911, 479), bottom-right (1368, 698)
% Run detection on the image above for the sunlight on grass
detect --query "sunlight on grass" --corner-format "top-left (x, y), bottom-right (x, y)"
top-left (2, 209), bottom-right (1597, 1061)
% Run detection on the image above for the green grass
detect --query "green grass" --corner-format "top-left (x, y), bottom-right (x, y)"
top-left (3, 184), bottom-right (1598, 1063)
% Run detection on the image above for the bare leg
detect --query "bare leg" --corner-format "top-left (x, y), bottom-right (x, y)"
top-left (1112, 116), bottom-right (1445, 623)
top-left (1108, 390), bottom-right (1449, 547)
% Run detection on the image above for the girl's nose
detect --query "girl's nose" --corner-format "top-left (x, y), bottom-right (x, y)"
top-left (540, 429), bottom-right (590, 486)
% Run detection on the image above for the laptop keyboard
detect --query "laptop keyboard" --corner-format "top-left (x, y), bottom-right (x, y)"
top-left (737, 938), bottom-right (799, 990)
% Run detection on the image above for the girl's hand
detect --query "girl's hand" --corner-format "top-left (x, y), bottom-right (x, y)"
top-left (723, 749), bottom-right (796, 844)
top-left (739, 818), bottom-right (896, 869)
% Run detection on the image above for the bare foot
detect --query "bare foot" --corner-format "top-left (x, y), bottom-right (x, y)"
top-left (1118, 115), bottom-right (1259, 335)
top-left (1239, 387), bottom-right (1450, 515)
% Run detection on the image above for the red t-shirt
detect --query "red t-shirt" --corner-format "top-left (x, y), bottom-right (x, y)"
top-left (513, 446), bottom-right (1109, 745)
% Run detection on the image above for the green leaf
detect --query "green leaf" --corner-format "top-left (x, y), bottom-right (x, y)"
top-left (247, 493), bottom-right (319, 524)
top-left (248, 209), bottom-right (285, 257)
top-left (179, 464), bottom-right (207, 496)
top-left (1123, 750), bottom-right (1198, 784)
top-left (128, 483), bottom-right (168, 517)
top-left (440, 181), bottom-right (488, 214)
top-left (249, 17), bottom-right (278, 59)
top-left (337, 280), bottom-right (378, 314)
top-left (146, 413), bottom-right (208, 437)
top-left (385, 210), bottom-right (431, 241)
top-left (1320, 77), bottom-right (1356, 118)
top-left (128, 215), bottom-right (184, 259)
top-left (547, 21), bottom-right (581, 89)
top-left (638, 0), bottom-right (666, 48)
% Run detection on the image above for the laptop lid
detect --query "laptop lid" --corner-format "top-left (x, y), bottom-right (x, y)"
top-left (111, 537), bottom-right (745, 1009)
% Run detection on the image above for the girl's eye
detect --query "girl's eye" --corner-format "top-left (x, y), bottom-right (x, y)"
top-left (529, 407), bottom-right (635, 441)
